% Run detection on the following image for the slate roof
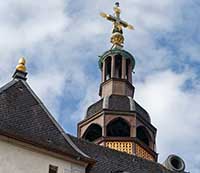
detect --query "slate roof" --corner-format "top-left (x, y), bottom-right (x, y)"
top-left (69, 135), bottom-right (177, 173)
top-left (86, 95), bottom-right (151, 122)
top-left (0, 78), bottom-right (92, 163)
top-left (0, 76), bottom-right (185, 173)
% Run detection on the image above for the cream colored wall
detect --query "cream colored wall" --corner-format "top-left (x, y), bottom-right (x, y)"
top-left (0, 139), bottom-right (85, 173)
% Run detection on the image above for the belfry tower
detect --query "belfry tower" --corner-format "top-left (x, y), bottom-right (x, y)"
top-left (78, 3), bottom-right (158, 161)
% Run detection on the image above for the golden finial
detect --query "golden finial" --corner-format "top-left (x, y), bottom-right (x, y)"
top-left (16, 57), bottom-right (26, 72)
top-left (100, 2), bottom-right (134, 48)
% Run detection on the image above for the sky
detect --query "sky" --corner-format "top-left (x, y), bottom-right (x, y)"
top-left (0, 0), bottom-right (199, 172)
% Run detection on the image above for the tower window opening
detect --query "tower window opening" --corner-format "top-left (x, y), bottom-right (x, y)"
top-left (115, 55), bottom-right (122, 78)
top-left (107, 118), bottom-right (130, 137)
top-left (105, 57), bottom-right (111, 80)
top-left (83, 124), bottom-right (102, 142)
top-left (126, 59), bottom-right (131, 80)
top-left (136, 126), bottom-right (150, 146)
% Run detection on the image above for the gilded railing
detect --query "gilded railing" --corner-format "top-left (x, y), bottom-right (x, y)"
top-left (106, 141), bottom-right (133, 154)
top-left (105, 141), bottom-right (155, 161)
top-left (135, 144), bottom-right (154, 161)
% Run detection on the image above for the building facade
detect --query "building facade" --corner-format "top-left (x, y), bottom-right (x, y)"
top-left (0, 137), bottom-right (85, 173)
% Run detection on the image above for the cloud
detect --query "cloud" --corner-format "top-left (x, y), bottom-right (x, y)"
top-left (0, 0), bottom-right (68, 80)
top-left (135, 70), bottom-right (200, 172)
top-left (0, 0), bottom-right (199, 172)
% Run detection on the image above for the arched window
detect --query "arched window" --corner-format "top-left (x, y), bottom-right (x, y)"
top-left (105, 56), bottom-right (111, 80)
top-left (115, 55), bottom-right (122, 78)
top-left (83, 124), bottom-right (102, 142)
top-left (107, 118), bottom-right (130, 137)
top-left (136, 126), bottom-right (150, 146)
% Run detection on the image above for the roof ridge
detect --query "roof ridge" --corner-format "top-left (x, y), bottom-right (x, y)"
top-left (20, 80), bottom-right (92, 160)
top-left (0, 79), bottom-right (17, 94)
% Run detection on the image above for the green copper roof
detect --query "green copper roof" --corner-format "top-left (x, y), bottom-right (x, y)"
top-left (98, 48), bottom-right (135, 70)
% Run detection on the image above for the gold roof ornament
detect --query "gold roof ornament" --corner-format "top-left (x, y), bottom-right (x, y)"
top-left (16, 57), bottom-right (26, 72)
top-left (100, 2), bottom-right (134, 48)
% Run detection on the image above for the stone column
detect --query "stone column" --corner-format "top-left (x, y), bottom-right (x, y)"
top-left (122, 57), bottom-right (126, 79)
top-left (130, 125), bottom-right (136, 137)
top-left (128, 63), bottom-right (132, 83)
top-left (102, 61), bottom-right (106, 82)
top-left (102, 125), bottom-right (106, 137)
top-left (111, 56), bottom-right (115, 78)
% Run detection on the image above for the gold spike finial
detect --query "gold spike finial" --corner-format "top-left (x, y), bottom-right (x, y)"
top-left (16, 57), bottom-right (26, 72)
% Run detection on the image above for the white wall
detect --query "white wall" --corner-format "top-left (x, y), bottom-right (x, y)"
top-left (0, 139), bottom-right (85, 173)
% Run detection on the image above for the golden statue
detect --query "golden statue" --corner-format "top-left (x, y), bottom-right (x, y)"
top-left (100, 2), bottom-right (134, 47)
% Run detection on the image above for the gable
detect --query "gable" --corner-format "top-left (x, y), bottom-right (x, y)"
top-left (0, 79), bottom-right (91, 163)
